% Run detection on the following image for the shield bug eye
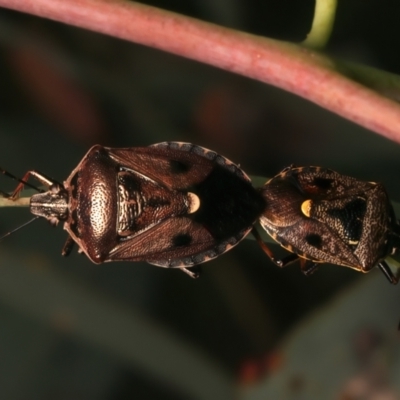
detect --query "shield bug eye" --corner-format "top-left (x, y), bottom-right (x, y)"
top-left (50, 183), bottom-right (61, 194)
top-left (255, 165), bottom-right (400, 285)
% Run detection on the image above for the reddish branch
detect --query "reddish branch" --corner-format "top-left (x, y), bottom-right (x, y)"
top-left (1, 0), bottom-right (400, 143)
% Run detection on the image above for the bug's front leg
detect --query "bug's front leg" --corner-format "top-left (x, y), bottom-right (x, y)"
top-left (0, 169), bottom-right (55, 200)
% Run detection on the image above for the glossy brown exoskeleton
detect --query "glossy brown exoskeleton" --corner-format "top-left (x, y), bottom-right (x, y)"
top-left (4, 142), bottom-right (266, 277)
top-left (252, 166), bottom-right (400, 284)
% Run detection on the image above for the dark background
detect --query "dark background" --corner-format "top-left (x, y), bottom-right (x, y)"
top-left (1, 1), bottom-right (400, 399)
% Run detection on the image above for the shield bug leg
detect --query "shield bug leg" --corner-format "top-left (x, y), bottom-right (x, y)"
top-left (0, 168), bottom-right (45, 243)
top-left (252, 227), bottom-right (300, 267)
top-left (180, 266), bottom-right (201, 279)
top-left (11, 171), bottom-right (56, 199)
top-left (0, 169), bottom-right (55, 199)
top-left (61, 235), bottom-right (76, 257)
top-left (299, 259), bottom-right (319, 276)
top-left (276, 253), bottom-right (301, 267)
top-left (377, 261), bottom-right (398, 284)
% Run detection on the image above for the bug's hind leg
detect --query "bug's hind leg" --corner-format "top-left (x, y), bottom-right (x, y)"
top-left (252, 227), bottom-right (321, 275)
top-left (252, 228), bottom-right (300, 267)
top-left (378, 261), bottom-right (398, 284)
top-left (299, 259), bottom-right (319, 276)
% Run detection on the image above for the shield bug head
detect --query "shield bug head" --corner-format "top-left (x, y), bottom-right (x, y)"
top-left (1, 142), bottom-right (266, 277)
top-left (253, 166), bottom-right (400, 284)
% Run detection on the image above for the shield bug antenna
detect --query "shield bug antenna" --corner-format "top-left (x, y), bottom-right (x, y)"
top-left (1, 143), bottom-right (266, 278)
top-left (0, 216), bottom-right (40, 242)
top-left (253, 165), bottom-right (400, 284)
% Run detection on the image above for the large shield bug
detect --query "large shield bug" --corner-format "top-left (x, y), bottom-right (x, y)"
top-left (1, 142), bottom-right (266, 277)
top-left (252, 165), bottom-right (400, 284)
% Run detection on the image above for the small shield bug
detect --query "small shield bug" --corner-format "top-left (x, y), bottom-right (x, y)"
top-left (252, 165), bottom-right (400, 284)
top-left (1, 142), bottom-right (266, 277)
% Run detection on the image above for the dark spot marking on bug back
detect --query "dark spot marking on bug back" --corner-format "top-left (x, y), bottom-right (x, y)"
top-left (173, 233), bottom-right (192, 247)
top-left (306, 233), bottom-right (323, 249)
top-left (192, 164), bottom-right (266, 241)
top-left (327, 197), bottom-right (366, 243)
top-left (313, 177), bottom-right (333, 189)
top-left (169, 160), bottom-right (191, 174)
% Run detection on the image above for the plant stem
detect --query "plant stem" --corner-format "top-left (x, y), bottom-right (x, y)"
top-left (0, 196), bottom-right (30, 207)
top-left (303, 0), bottom-right (337, 49)
top-left (1, 0), bottom-right (400, 143)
